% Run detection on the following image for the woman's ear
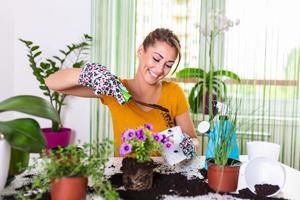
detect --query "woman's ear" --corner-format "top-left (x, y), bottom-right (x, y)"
top-left (137, 45), bottom-right (144, 57)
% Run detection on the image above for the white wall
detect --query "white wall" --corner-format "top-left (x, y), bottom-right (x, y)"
top-left (0, 1), bottom-right (14, 120)
top-left (0, 0), bottom-right (91, 143)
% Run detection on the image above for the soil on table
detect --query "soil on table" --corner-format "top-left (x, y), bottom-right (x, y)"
top-left (255, 184), bottom-right (280, 197)
top-left (1, 164), bottom-right (287, 200)
top-left (109, 172), bottom-right (211, 200)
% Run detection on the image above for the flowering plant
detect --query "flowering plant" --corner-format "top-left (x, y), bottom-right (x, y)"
top-left (176, 9), bottom-right (240, 118)
top-left (119, 124), bottom-right (172, 163)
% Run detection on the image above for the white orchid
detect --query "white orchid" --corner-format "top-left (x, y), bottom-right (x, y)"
top-left (216, 101), bottom-right (229, 116)
top-left (195, 9), bottom-right (239, 37)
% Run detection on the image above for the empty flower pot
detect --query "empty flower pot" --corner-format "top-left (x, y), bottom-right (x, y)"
top-left (247, 141), bottom-right (280, 161)
top-left (245, 157), bottom-right (285, 197)
top-left (122, 157), bottom-right (154, 191)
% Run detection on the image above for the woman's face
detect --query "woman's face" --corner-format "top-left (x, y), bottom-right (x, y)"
top-left (138, 41), bottom-right (177, 85)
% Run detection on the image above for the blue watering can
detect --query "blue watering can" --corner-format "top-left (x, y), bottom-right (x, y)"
top-left (198, 119), bottom-right (240, 170)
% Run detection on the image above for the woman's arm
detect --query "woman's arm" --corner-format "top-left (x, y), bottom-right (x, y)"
top-left (175, 111), bottom-right (196, 138)
top-left (175, 111), bottom-right (200, 155)
top-left (45, 68), bottom-right (98, 98)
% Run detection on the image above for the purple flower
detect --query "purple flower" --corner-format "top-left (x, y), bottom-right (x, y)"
top-left (164, 141), bottom-right (173, 149)
top-left (136, 128), bottom-right (147, 141)
top-left (121, 131), bottom-right (125, 142)
top-left (144, 123), bottom-right (153, 130)
top-left (119, 143), bottom-right (132, 157)
top-left (152, 132), bottom-right (163, 142)
top-left (124, 129), bottom-right (135, 140)
top-left (161, 134), bottom-right (168, 144)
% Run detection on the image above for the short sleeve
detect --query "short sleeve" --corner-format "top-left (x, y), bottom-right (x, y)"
top-left (172, 83), bottom-right (189, 116)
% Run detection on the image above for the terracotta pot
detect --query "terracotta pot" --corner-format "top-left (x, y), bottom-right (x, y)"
top-left (207, 159), bottom-right (241, 193)
top-left (122, 157), bottom-right (154, 191)
top-left (51, 176), bottom-right (88, 200)
top-left (42, 128), bottom-right (72, 149)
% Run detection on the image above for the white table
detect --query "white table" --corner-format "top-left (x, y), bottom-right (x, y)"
top-left (2, 156), bottom-right (300, 199)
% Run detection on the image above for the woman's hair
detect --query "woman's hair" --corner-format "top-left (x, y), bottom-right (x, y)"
top-left (142, 28), bottom-right (181, 74)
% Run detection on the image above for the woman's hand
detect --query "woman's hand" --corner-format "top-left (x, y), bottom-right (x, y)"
top-left (179, 134), bottom-right (200, 160)
top-left (78, 63), bottom-right (130, 104)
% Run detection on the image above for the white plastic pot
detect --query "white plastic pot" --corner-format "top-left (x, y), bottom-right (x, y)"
top-left (245, 157), bottom-right (286, 197)
top-left (160, 126), bottom-right (186, 165)
top-left (0, 138), bottom-right (11, 194)
top-left (247, 141), bottom-right (280, 161)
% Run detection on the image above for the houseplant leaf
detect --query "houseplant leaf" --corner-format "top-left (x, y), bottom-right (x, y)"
top-left (188, 81), bottom-right (203, 113)
top-left (176, 68), bottom-right (206, 78)
top-left (0, 95), bottom-right (60, 124)
top-left (212, 70), bottom-right (241, 81)
top-left (0, 118), bottom-right (45, 152)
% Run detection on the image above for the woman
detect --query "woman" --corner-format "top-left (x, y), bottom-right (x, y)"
top-left (45, 28), bottom-right (200, 157)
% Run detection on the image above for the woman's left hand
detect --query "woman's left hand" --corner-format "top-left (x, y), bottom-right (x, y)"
top-left (179, 134), bottom-right (200, 160)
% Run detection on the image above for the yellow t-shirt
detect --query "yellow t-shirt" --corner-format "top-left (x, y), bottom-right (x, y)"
top-left (100, 79), bottom-right (189, 156)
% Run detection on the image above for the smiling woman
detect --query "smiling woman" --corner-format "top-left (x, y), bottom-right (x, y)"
top-left (45, 28), bottom-right (200, 157)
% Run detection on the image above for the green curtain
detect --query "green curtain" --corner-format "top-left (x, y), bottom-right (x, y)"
top-left (90, 0), bottom-right (300, 170)
top-left (90, 0), bottom-right (136, 144)
top-left (222, 0), bottom-right (300, 170)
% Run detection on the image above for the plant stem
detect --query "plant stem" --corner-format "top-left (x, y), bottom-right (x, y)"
top-left (208, 32), bottom-right (215, 121)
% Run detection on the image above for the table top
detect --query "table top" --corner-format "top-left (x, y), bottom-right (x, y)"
top-left (2, 155), bottom-right (300, 200)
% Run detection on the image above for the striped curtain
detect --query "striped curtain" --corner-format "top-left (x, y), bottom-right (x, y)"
top-left (135, 0), bottom-right (300, 169)
top-left (91, 0), bottom-right (300, 169)
top-left (90, 0), bottom-right (136, 144)
top-left (225, 0), bottom-right (300, 169)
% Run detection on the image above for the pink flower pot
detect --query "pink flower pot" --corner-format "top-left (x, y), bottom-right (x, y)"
top-left (42, 128), bottom-right (72, 149)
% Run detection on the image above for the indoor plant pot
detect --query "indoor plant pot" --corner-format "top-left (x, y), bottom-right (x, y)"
top-left (42, 127), bottom-right (72, 149)
top-left (0, 95), bottom-right (60, 193)
top-left (0, 138), bottom-right (11, 194)
top-left (205, 100), bottom-right (241, 193)
top-left (51, 176), bottom-right (88, 200)
top-left (22, 141), bottom-right (119, 200)
top-left (20, 35), bottom-right (91, 149)
top-left (207, 158), bottom-right (241, 192)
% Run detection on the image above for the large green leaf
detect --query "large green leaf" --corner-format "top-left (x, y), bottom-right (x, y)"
top-left (188, 81), bottom-right (204, 113)
top-left (0, 95), bottom-right (60, 123)
top-left (176, 68), bottom-right (206, 78)
top-left (212, 69), bottom-right (241, 81)
top-left (0, 118), bottom-right (46, 152)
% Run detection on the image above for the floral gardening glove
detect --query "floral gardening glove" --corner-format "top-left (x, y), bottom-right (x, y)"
top-left (78, 63), bottom-right (131, 105)
top-left (179, 134), bottom-right (197, 160)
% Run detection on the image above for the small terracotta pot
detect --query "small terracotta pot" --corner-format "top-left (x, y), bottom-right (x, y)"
top-left (207, 159), bottom-right (241, 193)
top-left (122, 157), bottom-right (154, 191)
top-left (51, 176), bottom-right (88, 200)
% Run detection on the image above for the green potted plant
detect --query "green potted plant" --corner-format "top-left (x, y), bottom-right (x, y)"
top-left (19, 34), bottom-right (91, 149)
top-left (206, 100), bottom-right (241, 193)
top-left (119, 124), bottom-right (171, 191)
top-left (0, 95), bottom-right (60, 194)
top-left (176, 9), bottom-right (240, 118)
top-left (19, 140), bottom-right (118, 200)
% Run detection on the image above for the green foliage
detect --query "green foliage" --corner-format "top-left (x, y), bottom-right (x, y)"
top-left (0, 95), bottom-right (60, 152)
top-left (176, 67), bottom-right (240, 114)
top-left (211, 99), bottom-right (239, 166)
top-left (19, 34), bottom-right (92, 131)
top-left (19, 140), bottom-right (118, 200)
